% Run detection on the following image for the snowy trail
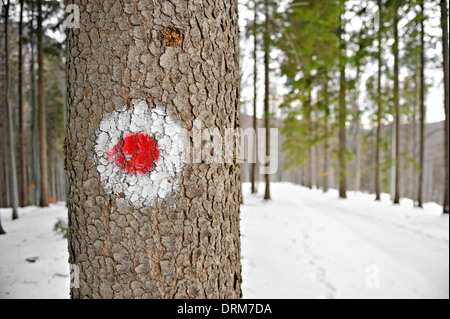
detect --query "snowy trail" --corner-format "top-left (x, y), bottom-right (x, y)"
top-left (0, 204), bottom-right (70, 299)
top-left (0, 183), bottom-right (448, 299)
top-left (241, 183), bottom-right (449, 299)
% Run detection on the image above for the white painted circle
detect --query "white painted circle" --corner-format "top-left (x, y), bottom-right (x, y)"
top-left (94, 99), bottom-right (185, 207)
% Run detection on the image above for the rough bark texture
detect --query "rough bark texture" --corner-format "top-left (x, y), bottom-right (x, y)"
top-left (66, 0), bottom-right (242, 299)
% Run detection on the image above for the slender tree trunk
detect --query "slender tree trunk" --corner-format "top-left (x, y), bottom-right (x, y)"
top-left (353, 57), bottom-right (361, 194)
top-left (441, 0), bottom-right (449, 214)
top-left (338, 0), bottom-right (347, 199)
top-left (18, 0), bottom-right (27, 207)
top-left (0, 41), bottom-right (5, 208)
top-left (418, 1), bottom-right (426, 208)
top-left (3, 0), bottom-right (19, 220)
top-left (375, 0), bottom-right (383, 201)
top-left (264, 0), bottom-right (271, 200)
top-left (390, 123), bottom-right (395, 197)
top-left (323, 76), bottom-right (329, 193)
top-left (29, 0), bottom-right (39, 205)
top-left (251, 0), bottom-right (258, 194)
top-left (354, 115), bottom-right (362, 193)
top-left (412, 69), bottom-right (419, 203)
top-left (393, 9), bottom-right (401, 204)
top-left (306, 87), bottom-right (313, 189)
top-left (67, 0), bottom-right (242, 299)
top-left (37, 0), bottom-right (48, 207)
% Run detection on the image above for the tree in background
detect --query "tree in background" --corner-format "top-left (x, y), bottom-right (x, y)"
top-left (2, 0), bottom-right (19, 219)
top-left (263, 0), bottom-right (272, 200)
top-left (338, 0), bottom-right (348, 199)
top-left (18, 0), bottom-right (27, 207)
top-left (389, 0), bottom-right (401, 204)
top-left (278, 0), bottom-right (339, 192)
top-left (440, 0), bottom-right (449, 214)
top-left (37, 0), bottom-right (48, 207)
top-left (417, 0), bottom-right (426, 208)
top-left (375, 0), bottom-right (384, 201)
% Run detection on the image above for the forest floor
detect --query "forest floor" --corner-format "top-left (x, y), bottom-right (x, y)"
top-left (0, 183), bottom-right (448, 299)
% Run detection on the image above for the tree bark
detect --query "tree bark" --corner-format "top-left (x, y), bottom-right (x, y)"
top-left (251, 0), bottom-right (258, 194)
top-left (393, 8), bottom-right (401, 204)
top-left (37, 0), bottom-right (48, 207)
top-left (306, 85), bottom-right (313, 189)
top-left (418, 1), bottom-right (426, 208)
top-left (29, 0), bottom-right (40, 206)
top-left (323, 76), bottom-right (329, 193)
top-left (19, 0), bottom-right (27, 207)
top-left (375, 0), bottom-right (383, 201)
top-left (441, 0), bottom-right (449, 214)
top-left (263, 0), bottom-right (271, 200)
top-left (3, 0), bottom-right (19, 219)
top-left (338, 0), bottom-right (347, 199)
top-left (66, 0), bottom-right (242, 299)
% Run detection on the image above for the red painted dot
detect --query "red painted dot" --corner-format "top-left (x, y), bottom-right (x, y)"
top-left (107, 133), bottom-right (160, 175)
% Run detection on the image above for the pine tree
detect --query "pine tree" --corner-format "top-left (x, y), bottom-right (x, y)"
top-left (263, 0), bottom-right (271, 200)
top-left (338, 0), bottom-right (347, 199)
top-left (440, 0), bottom-right (449, 214)
top-left (37, 0), bottom-right (48, 207)
top-left (66, 0), bottom-right (242, 299)
top-left (2, 0), bottom-right (19, 219)
top-left (417, 0), bottom-right (426, 208)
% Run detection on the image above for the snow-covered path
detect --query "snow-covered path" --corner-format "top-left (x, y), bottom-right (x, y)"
top-left (241, 183), bottom-right (449, 299)
top-left (0, 183), bottom-right (448, 299)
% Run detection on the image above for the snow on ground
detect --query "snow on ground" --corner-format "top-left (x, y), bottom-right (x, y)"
top-left (241, 183), bottom-right (449, 299)
top-left (0, 183), bottom-right (448, 299)
top-left (0, 203), bottom-right (70, 299)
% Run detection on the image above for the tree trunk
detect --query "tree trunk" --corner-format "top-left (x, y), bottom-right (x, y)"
top-left (29, 0), bottom-right (40, 206)
top-left (375, 0), bottom-right (383, 201)
top-left (306, 87), bottom-right (313, 189)
top-left (66, 0), bottom-right (242, 299)
top-left (354, 116), bottom-right (361, 193)
top-left (353, 56), bottom-right (361, 194)
top-left (37, 0), bottom-right (48, 207)
top-left (441, 0), bottom-right (449, 214)
top-left (323, 75), bottom-right (329, 193)
top-left (3, 0), bottom-right (19, 220)
top-left (251, 0), bottom-right (258, 194)
top-left (338, 0), bottom-right (347, 199)
top-left (19, 0), bottom-right (27, 207)
top-left (263, 0), bottom-right (271, 200)
top-left (418, 1), bottom-right (426, 208)
top-left (393, 9), bottom-right (401, 204)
